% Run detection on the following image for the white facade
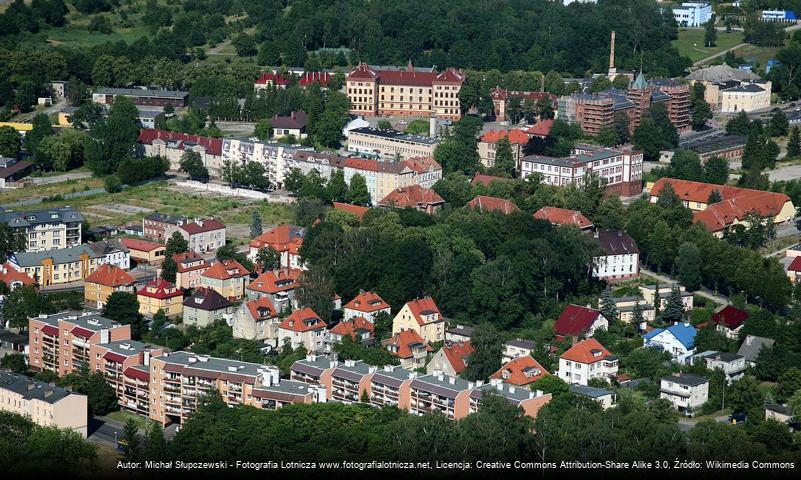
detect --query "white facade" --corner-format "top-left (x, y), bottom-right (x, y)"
top-left (660, 375), bottom-right (709, 414)
top-left (592, 251), bottom-right (638, 280)
top-left (643, 327), bottom-right (696, 364)
top-left (519, 146), bottom-right (643, 191)
top-left (672, 3), bottom-right (713, 27)
top-left (557, 356), bottom-right (618, 386)
top-left (277, 326), bottom-right (326, 353)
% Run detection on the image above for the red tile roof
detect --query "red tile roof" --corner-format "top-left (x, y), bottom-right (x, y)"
top-left (560, 338), bottom-right (612, 364)
top-left (138, 278), bottom-right (182, 299)
top-left (533, 207), bottom-right (594, 229)
top-left (402, 156), bottom-right (441, 174)
top-left (489, 87), bottom-right (556, 104)
top-left (247, 268), bottom-right (301, 294)
top-left (249, 224), bottom-right (304, 253)
top-left (480, 129), bottom-right (529, 145)
top-left (279, 307), bottom-right (326, 332)
top-left (347, 63), bottom-right (378, 80)
top-left (441, 341), bottom-right (474, 374)
top-left (789, 256), bottom-right (801, 272)
top-left (179, 218), bottom-right (225, 235)
top-left (0, 262), bottom-right (34, 287)
top-left (712, 305), bottom-right (749, 330)
top-left (384, 329), bottom-right (432, 358)
top-left (466, 195), bottom-right (520, 215)
top-left (244, 297), bottom-right (278, 321)
top-left (332, 202), bottom-right (369, 220)
top-left (254, 72), bottom-right (288, 86)
top-left (555, 304), bottom-right (604, 337)
top-left (202, 259), bottom-right (249, 281)
top-left (330, 316), bottom-right (375, 339)
top-left (471, 173), bottom-right (513, 187)
top-left (491, 356), bottom-right (549, 386)
top-left (377, 69), bottom-right (438, 86)
top-left (344, 291), bottom-right (390, 313)
top-left (136, 129), bottom-right (223, 156)
top-left (523, 119), bottom-right (554, 138)
top-left (405, 297), bottom-right (441, 326)
top-left (378, 185), bottom-right (444, 209)
top-left (120, 238), bottom-right (164, 252)
top-left (299, 71), bottom-right (332, 87)
top-left (85, 264), bottom-right (135, 287)
top-left (434, 68), bottom-right (466, 84)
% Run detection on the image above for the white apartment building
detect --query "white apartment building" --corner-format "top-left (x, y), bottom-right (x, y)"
top-left (557, 338), bottom-right (619, 386)
top-left (0, 207), bottom-right (83, 253)
top-left (692, 351), bottom-right (747, 384)
top-left (660, 373), bottom-right (709, 415)
top-left (592, 230), bottom-right (640, 282)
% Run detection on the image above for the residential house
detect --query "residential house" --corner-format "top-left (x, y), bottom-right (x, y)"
top-left (136, 130), bottom-right (223, 175)
top-left (28, 312), bottom-right (132, 376)
top-left (137, 279), bottom-right (183, 317)
top-left (569, 384), bottom-right (618, 409)
top-left (369, 365), bottom-right (416, 409)
top-left (713, 305), bottom-right (749, 339)
top-left (737, 335), bottom-right (776, 367)
top-left (253, 72), bottom-right (288, 91)
top-left (246, 268), bottom-right (302, 312)
top-left (0, 371), bottom-right (88, 437)
top-left (522, 119), bottom-right (554, 139)
top-left (383, 329), bottom-right (432, 371)
top-left (326, 317), bottom-right (375, 352)
top-left (611, 296), bottom-right (655, 326)
top-left (592, 230), bottom-right (640, 282)
top-left (200, 259), bottom-right (249, 300)
top-left (270, 111), bottom-right (308, 139)
top-left (232, 297), bottom-right (279, 343)
top-left (503, 338), bottom-right (537, 362)
top-left (787, 256), bottom-right (801, 283)
top-left (391, 297), bottom-right (445, 343)
top-left (639, 284), bottom-right (694, 311)
top-left (643, 322), bottom-right (697, 364)
top-left (332, 202), bottom-right (369, 221)
top-left (445, 325), bottom-right (475, 343)
top-left (248, 224), bottom-right (306, 270)
top-left (660, 373), bottom-right (709, 415)
top-left (171, 252), bottom-right (210, 289)
top-left (182, 287), bottom-right (234, 328)
top-left (533, 207), bottom-right (594, 230)
top-left (0, 158), bottom-right (34, 188)
top-left (343, 290), bottom-right (391, 322)
top-left (89, 339), bottom-right (165, 416)
top-left (692, 350), bottom-right (747, 383)
top-left (86, 239), bottom-right (130, 270)
top-left (0, 262), bottom-right (34, 291)
top-left (469, 380), bottom-right (553, 419)
top-left (8, 245), bottom-right (104, 287)
top-left (465, 195), bottom-right (520, 215)
top-left (425, 341), bottom-right (474, 376)
top-left (765, 404), bottom-right (794, 426)
top-left (477, 129), bottom-right (528, 169)
top-left (277, 308), bottom-right (327, 352)
top-left (378, 185), bottom-right (445, 214)
top-left (120, 238), bottom-right (166, 264)
top-left (557, 338), bottom-right (619, 386)
top-left (491, 356), bottom-right (549, 386)
top-left (142, 213), bottom-right (188, 243)
top-left (471, 173), bottom-right (513, 188)
top-left (299, 72), bottom-right (332, 89)
top-left (83, 264), bottom-right (135, 309)
top-left (176, 219), bottom-right (226, 253)
top-left (554, 304), bottom-right (609, 340)
top-left (0, 207), bottom-right (83, 252)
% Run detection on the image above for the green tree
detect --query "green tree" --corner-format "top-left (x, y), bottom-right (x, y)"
top-left (612, 75), bottom-right (630, 89)
top-left (0, 126), bottom-right (20, 158)
top-left (165, 231), bottom-right (189, 257)
top-left (327, 169), bottom-right (349, 203)
top-left (599, 288), bottom-right (619, 322)
top-left (661, 285), bottom-right (685, 324)
top-left (0, 352), bottom-right (27, 372)
top-left (727, 376), bottom-right (764, 417)
top-left (34, 129), bottom-right (87, 172)
top-left (295, 265), bottom-right (335, 324)
top-left (491, 136), bottom-right (516, 177)
top-left (103, 292), bottom-right (146, 339)
top-left (250, 210), bottom-right (263, 238)
top-left (775, 367), bottom-right (801, 401)
top-left (85, 96), bottom-right (139, 175)
top-left (708, 188), bottom-right (722, 204)
top-left (726, 111), bottom-right (751, 135)
top-left (254, 118), bottom-right (272, 140)
top-left (2, 285), bottom-right (51, 331)
top-left (676, 242), bottom-right (702, 291)
top-left (690, 85), bottom-right (713, 131)
top-left (26, 113), bottom-right (54, 162)
top-left (122, 418), bottom-right (142, 461)
top-left (143, 422), bottom-right (166, 461)
top-left (788, 126), bottom-right (801, 158)
top-left (596, 124), bottom-right (620, 147)
top-left (377, 120), bottom-right (392, 130)
top-left (255, 246), bottom-right (280, 271)
top-left (703, 156), bottom-right (729, 185)
top-left (0, 223), bottom-right (27, 261)
top-left (232, 33), bottom-right (257, 57)
top-left (768, 110), bottom-right (789, 137)
top-left (179, 150), bottom-right (209, 182)
top-left (161, 256), bottom-right (177, 283)
top-left (461, 323), bottom-right (503, 381)
top-left (704, 14), bottom-right (717, 47)
top-left (81, 371), bottom-right (119, 416)
top-left (347, 173), bottom-right (371, 205)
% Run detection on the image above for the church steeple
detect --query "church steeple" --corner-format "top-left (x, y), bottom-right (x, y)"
top-left (633, 71), bottom-right (648, 90)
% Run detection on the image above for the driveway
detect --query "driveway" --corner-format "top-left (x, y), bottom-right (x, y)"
top-left (640, 267), bottom-right (728, 305)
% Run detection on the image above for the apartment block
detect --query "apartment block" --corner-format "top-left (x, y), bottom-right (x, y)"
top-left (136, 130), bottom-right (223, 175)
top-left (369, 365), bottom-right (416, 409)
top-left (0, 207), bottom-right (83, 253)
top-left (346, 127), bottom-right (438, 161)
top-left (328, 359), bottom-right (377, 403)
top-left (468, 379), bottom-right (552, 418)
top-left (290, 355), bottom-right (336, 397)
top-left (408, 372), bottom-right (474, 420)
top-left (0, 371), bottom-right (88, 437)
top-left (29, 312), bottom-right (132, 376)
top-left (89, 340), bottom-right (165, 416)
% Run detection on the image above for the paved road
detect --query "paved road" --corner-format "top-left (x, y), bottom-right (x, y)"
top-left (640, 267), bottom-right (729, 305)
top-left (87, 417), bottom-right (125, 448)
top-left (677, 413), bottom-right (731, 432)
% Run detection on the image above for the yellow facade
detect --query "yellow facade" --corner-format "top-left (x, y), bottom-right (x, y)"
top-left (391, 303), bottom-right (445, 344)
top-left (137, 293), bottom-right (183, 317)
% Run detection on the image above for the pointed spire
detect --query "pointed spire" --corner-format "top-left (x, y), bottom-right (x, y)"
top-left (633, 71), bottom-right (648, 90)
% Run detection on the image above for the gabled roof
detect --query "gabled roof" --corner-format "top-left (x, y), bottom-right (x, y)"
top-left (643, 322), bottom-right (697, 350)
top-left (254, 72), bottom-right (288, 86)
top-left (491, 356), bottom-right (549, 386)
top-left (183, 287), bottom-right (232, 311)
top-left (330, 316), bottom-right (375, 339)
top-left (712, 305), bottom-right (749, 330)
top-left (298, 71), bottom-right (332, 87)
top-left (344, 290), bottom-right (390, 313)
top-left (279, 307), bottom-right (326, 332)
top-left (402, 156), bottom-right (441, 174)
top-left (384, 329), bottom-right (432, 359)
top-left (737, 335), bottom-right (775, 362)
top-left (138, 278), bottom-right (181, 299)
top-left (0, 262), bottom-right (34, 286)
top-left (202, 259), bottom-right (249, 281)
top-left (466, 195), bottom-right (520, 215)
top-left (596, 230), bottom-right (639, 255)
top-left (179, 218), bottom-right (225, 235)
top-left (404, 297), bottom-right (441, 326)
top-left (172, 251), bottom-right (210, 273)
top-left (479, 129), bottom-right (529, 145)
top-left (244, 297), bottom-right (278, 321)
top-left (560, 338), bottom-right (612, 364)
top-left (522, 119), bottom-right (554, 138)
top-left (555, 304), bottom-right (604, 336)
top-left (347, 63), bottom-right (379, 80)
top-left (332, 202), bottom-right (369, 220)
top-left (378, 185), bottom-right (444, 209)
top-left (270, 111), bottom-right (308, 130)
top-left (788, 256), bottom-right (801, 273)
top-left (440, 341), bottom-right (474, 375)
top-left (471, 173), bottom-right (513, 187)
top-left (247, 268), bottom-right (302, 294)
top-left (136, 129), bottom-right (223, 156)
top-left (249, 224), bottom-right (306, 252)
top-left (85, 264), bottom-right (135, 287)
top-left (534, 207), bottom-right (594, 229)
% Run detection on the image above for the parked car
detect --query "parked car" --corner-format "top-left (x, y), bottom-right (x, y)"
top-left (729, 411), bottom-right (747, 424)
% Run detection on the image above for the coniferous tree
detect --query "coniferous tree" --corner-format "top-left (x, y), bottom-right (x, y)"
top-left (788, 126), bottom-right (801, 158)
top-left (600, 288), bottom-right (619, 322)
top-left (161, 256), bottom-right (177, 283)
top-left (251, 210), bottom-right (263, 238)
top-left (708, 189), bottom-right (722, 204)
top-left (632, 300), bottom-right (645, 326)
top-left (662, 285), bottom-right (685, 324)
top-left (122, 418), bottom-right (143, 461)
top-left (491, 136), bottom-right (516, 177)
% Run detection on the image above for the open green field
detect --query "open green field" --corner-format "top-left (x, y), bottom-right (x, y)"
top-left (736, 44), bottom-right (782, 68)
top-left (673, 28), bottom-right (745, 63)
top-left (44, 24), bottom-right (151, 47)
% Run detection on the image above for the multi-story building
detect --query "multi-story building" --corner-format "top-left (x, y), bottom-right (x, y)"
top-left (383, 329), bottom-right (432, 371)
top-left (368, 365), bottom-right (416, 409)
top-left (639, 284), bottom-right (694, 311)
top-left (136, 129), bottom-right (224, 176)
top-left (489, 88), bottom-right (557, 122)
top-left (328, 359), bottom-right (376, 403)
top-left (120, 238), bottom-right (166, 264)
top-left (290, 355), bottom-right (336, 394)
top-left (557, 338), bottom-right (618, 386)
top-left (220, 138), bottom-right (300, 190)
top-left (391, 297), bottom-right (445, 343)
top-left (277, 308), bottom-right (327, 352)
top-left (172, 219), bottom-right (226, 254)
top-left (520, 144), bottom-right (643, 197)
top-left (408, 372), bottom-right (474, 420)
top-left (148, 351), bottom-right (322, 425)
top-left (346, 127), bottom-right (439, 160)
top-left (643, 322), bottom-right (698, 364)
top-left (171, 251), bottom-right (210, 290)
top-left (86, 239), bottom-right (130, 270)
top-left (346, 63), bottom-right (464, 120)
top-left (246, 268), bottom-right (301, 312)
top-left (232, 297), bottom-right (279, 342)
top-left (142, 213), bottom-right (188, 243)
top-left (343, 290), bottom-right (391, 322)
top-left (468, 379), bottom-right (553, 418)
top-left (83, 264), bottom-right (135, 309)
top-left (0, 371), bottom-right (88, 437)
top-left (592, 230), bottom-right (640, 282)
top-left (692, 351), bottom-right (747, 383)
top-left (137, 278), bottom-right (184, 317)
top-left (672, 2), bottom-right (713, 27)
top-left (92, 88), bottom-right (188, 108)
top-left (0, 207), bottom-right (83, 252)
top-left (29, 312), bottom-right (132, 376)
top-left (378, 185), bottom-right (445, 214)
top-left (660, 373), bottom-right (709, 415)
top-left (200, 259), bottom-right (250, 300)
top-left (686, 65), bottom-right (771, 113)
top-left (248, 225), bottom-right (306, 270)
top-left (477, 129), bottom-right (529, 169)
top-left (8, 245), bottom-right (104, 287)
top-left (502, 338), bottom-right (536, 362)
top-left (182, 287), bottom-right (234, 328)
top-left (89, 339), bottom-right (165, 416)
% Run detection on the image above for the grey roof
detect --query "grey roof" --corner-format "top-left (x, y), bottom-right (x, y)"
top-left (102, 339), bottom-right (159, 357)
top-left (183, 288), bottom-right (233, 312)
top-left (0, 370), bottom-right (76, 404)
top-left (678, 132), bottom-right (747, 155)
top-left (686, 65), bottom-right (760, 83)
top-left (410, 374), bottom-right (472, 399)
top-left (737, 335), bottom-right (776, 362)
top-left (252, 379), bottom-right (315, 397)
top-left (446, 325), bottom-right (475, 338)
top-left (144, 212), bottom-right (187, 225)
top-left (12, 245), bottom-right (103, 268)
top-left (661, 373), bottom-right (708, 387)
top-left (86, 239), bottom-right (129, 256)
top-left (696, 350), bottom-right (743, 363)
top-left (291, 355), bottom-right (336, 377)
top-left (569, 384), bottom-right (615, 398)
top-left (152, 350), bottom-right (267, 377)
top-left (724, 83), bottom-right (765, 93)
top-left (332, 360), bottom-right (374, 382)
top-left (470, 382), bottom-right (541, 403)
top-left (0, 329), bottom-right (27, 344)
top-left (370, 365), bottom-right (415, 388)
top-left (95, 87), bottom-right (188, 100)
top-left (349, 127), bottom-right (439, 145)
top-left (765, 404), bottom-right (790, 415)
top-left (505, 338), bottom-right (536, 350)
top-left (39, 311), bottom-right (122, 332)
top-left (0, 207), bottom-right (83, 228)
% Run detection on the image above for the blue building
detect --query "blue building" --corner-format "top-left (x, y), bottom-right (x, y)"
top-left (762, 10), bottom-right (797, 22)
top-left (643, 322), bottom-right (697, 364)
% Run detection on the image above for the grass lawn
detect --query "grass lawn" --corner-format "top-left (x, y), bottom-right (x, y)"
top-left (105, 410), bottom-right (152, 429)
top-left (0, 176), bottom-right (104, 204)
top-left (673, 29), bottom-right (745, 63)
top-left (44, 25), bottom-right (150, 48)
top-left (736, 44), bottom-right (782, 68)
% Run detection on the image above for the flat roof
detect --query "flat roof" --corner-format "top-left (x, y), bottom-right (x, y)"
top-left (349, 127), bottom-right (439, 145)
top-left (152, 350), bottom-right (267, 378)
top-left (95, 87), bottom-right (188, 99)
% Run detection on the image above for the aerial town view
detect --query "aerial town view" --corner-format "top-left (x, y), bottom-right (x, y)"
top-left (2, 0), bottom-right (801, 476)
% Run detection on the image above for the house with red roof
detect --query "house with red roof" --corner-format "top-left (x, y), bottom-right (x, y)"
top-left (277, 307), bottom-right (327, 352)
top-left (137, 278), bottom-right (183, 317)
top-left (200, 259), bottom-right (250, 300)
top-left (170, 251), bottom-right (210, 289)
top-left (489, 87), bottom-right (556, 121)
top-left (253, 72), bottom-right (288, 91)
top-left (343, 290), bottom-right (391, 322)
top-left (522, 119), bottom-right (555, 139)
top-left (533, 207), bottom-right (594, 230)
top-left (120, 238), bottom-right (166, 264)
top-left (174, 218), bottom-right (226, 254)
top-left (478, 128), bottom-right (529, 169)
top-left (426, 341), bottom-right (474, 376)
top-left (378, 185), bottom-right (445, 214)
top-left (84, 264), bottom-right (135, 309)
top-left (787, 256), bottom-right (801, 284)
top-left (491, 356), bottom-right (549, 386)
top-left (136, 129), bottom-right (224, 176)
top-left (383, 329), bottom-right (433, 370)
top-left (392, 296), bottom-right (445, 343)
top-left (465, 195), bottom-right (520, 215)
top-left (246, 267), bottom-right (302, 312)
top-left (232, 297), bottom-right (280, 343)
top-left (649, 178), bottom-right (795, 237)
top-left (712, 305), bottom-right (749, 339)
top-left (332, 202), bottom-right (369, 220)
top-left (248, 224), bottom-right (306, 270)
top-left (555, 304), bottom-right (609, 340)
top-left (326, 316), bottom-right (376, 352)
top-left (298, 71), bottom-right (332, 89)
top-left (0, 261), bottom-right (34, 291)
top-left (557, 338), bottom-right (618, 386)
top-left (471, 173), bottom-right (513, 187)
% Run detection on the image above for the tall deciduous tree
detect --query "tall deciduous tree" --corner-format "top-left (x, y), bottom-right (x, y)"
top-left (347, 173), bottom-right (371, 206)
top-left (165, 231), bottom-right (189, 257)
top-left (491, 136), bottom-right (516, 177)
top-left (103, 292), bottom-right (146, 339)
top-left (676, 242), bottom-right (702, 291)
top-left (461, 323), bottom-right (503, 381)
top-left (788, 126), bottom-right (801, 158)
